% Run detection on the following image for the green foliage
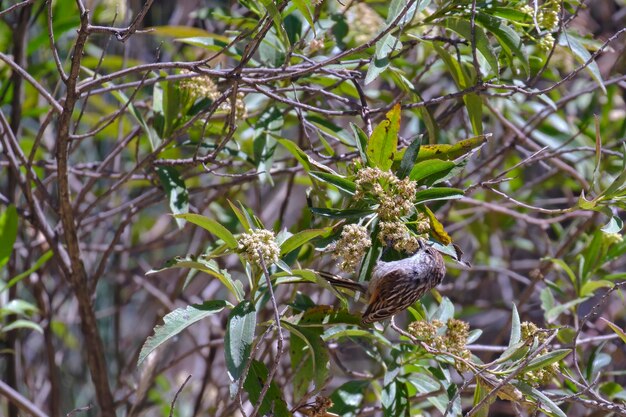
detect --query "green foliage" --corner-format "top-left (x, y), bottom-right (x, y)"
top-left (2, 0), bottom-right (626, 416)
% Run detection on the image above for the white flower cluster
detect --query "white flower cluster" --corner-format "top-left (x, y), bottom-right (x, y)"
top-left (237, 229), bottom-right (280, 267)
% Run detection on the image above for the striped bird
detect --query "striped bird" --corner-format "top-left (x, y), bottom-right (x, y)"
top-left (318, 242), bottom-right (446, 323)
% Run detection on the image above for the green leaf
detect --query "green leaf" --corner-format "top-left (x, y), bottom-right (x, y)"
top-left (464, 93), bottom-right (483, 135)
top-left (476, 13), bottom-right (529, 75)
top-left (397, 136), bottom-right (422, 179)
top-left (431, 297), bottom-right (455, 322)
top-left (225, 301), bottom-right (256, 382)
top-left (0, 299), bottom-right (38, 317)
top-left (162, 80), bottom-right (184, 138)
top-left (174, 213), bottom-right (238, 249)
top-left (509, 303), bottom-right (521, 347)
top-left (603, 144), bottom-right (626, 197)
top-left (432, 42), bottom-right (466, 87)
top-left (280, 228), bottom-right (329, 255)
top-left (516, 382), bottom-right (567, 417)
top-left (309, 171), bottom-right (356, 195)
top-left (580, 280), bottom-right (613, 297)
top-left (413, 187), bottom-right (464, 204)
top-left (545, 257), bottom-right (578, 292)
top-left (524, 349), bottom-right (571, 373)
top-left (351, 123), bottom-right (369, 164)
top-left (601, 216), bottom-right (623, 234)
top-left (243, 360), bottom-right (291, 417)
top-left (366, 104), bottom-right (401, 170)
top-left (138, 300), bottom-right (228, 365)
top-left (394, 134), bottom-right (490, 163)
top-left (276, 136), bottom-right (336, 173)
top-left (558, 32), bottom-right (606, 94)
top-left (228, 200), bottom-right (252, 231)
top-left (364, 57), bottom-right (390, 85)
top-left (600, 317), bottom-right (626, 345)
top-left (284, 321), bottom-right (329, 401)
top-left (0, 205), bottom-right (18, 269)
top-left (148, 26), bottom-right (232, 42)
top-left (2, 319), bottom-right (43, 334)
top-left (422, 206), bottom-right (452, 245)
top-left (442, 17), bottom-right (498, 75)
top-left (409, 159), bottom-right (456, 184)
top-left (545, 297), bottom-right (588, 323)
top-left (329, 381), bottom-right (368, 415)
top-left (382, 381), bottom-right (410, 417)
top-left (1, 250), bottom-right (53, 293)
top-left (258, 0), bottom-right (289, 47)
top-left (148, 255), bottom-right (244, 301)
top-left (472, 378), bottom-right (494, 417)
top-left (156, 167), bottom-right (189, 229)
top-left (81, 67), bottom-right (160, 150)
top-left (292, 0), bottom-right (315, 30)
top-left (309, 207), bottom-right (375, 219)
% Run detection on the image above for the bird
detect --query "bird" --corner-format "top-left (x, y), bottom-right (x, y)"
top-left (317, 241), bottom-right (446, 324)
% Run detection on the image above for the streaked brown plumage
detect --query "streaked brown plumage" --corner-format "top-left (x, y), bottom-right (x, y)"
top-left (318, 242), bottom-right (446, 323)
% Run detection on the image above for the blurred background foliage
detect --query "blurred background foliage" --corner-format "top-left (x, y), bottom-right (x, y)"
top-left (1, 0), bottom-right (626, 416)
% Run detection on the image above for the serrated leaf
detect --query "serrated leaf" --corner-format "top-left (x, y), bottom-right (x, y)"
top-left (174, 213), bottom-right (238, 249)
top-left (138, 300), bottom-right (228, 365)
top-left (156, 167), bottom-right (189, 229)
top-left (225, 301), bottom-right (256, 382)
top-left (0, 204), bottom-right (18, 269)
top-left (366, 104), bottom-right (401, 170)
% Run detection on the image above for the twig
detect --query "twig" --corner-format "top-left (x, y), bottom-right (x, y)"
top-left (169, 375), bottom-right (192, 417)
top-left (249, 253), bottom-right (285, 417)
top-left (0, 379), bottom-right (49, 417)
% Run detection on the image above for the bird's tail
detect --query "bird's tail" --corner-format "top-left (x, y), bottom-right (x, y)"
top-left (315, 271), bottom-right (368, 293)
